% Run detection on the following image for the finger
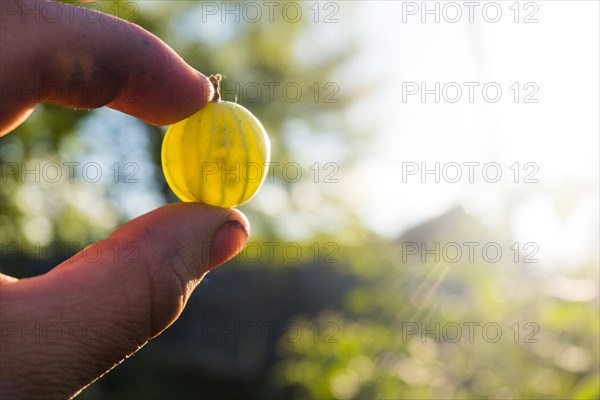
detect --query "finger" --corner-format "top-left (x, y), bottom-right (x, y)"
top-left (0, 203), bottom-right (248, 398)
top-left (0, 0), bottom-right (213, 135)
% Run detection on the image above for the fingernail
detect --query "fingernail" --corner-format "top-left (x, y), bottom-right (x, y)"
top-left (195, 70), bottom-right (214, 105)
top-left (209, 218), bottom-right (249, 268)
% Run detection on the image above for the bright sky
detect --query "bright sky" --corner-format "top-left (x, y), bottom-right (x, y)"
top-left (325, 1), bottom-right (599, 268)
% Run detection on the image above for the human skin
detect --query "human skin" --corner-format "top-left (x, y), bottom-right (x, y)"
top-left (0, 0), bottom-right (249, 397)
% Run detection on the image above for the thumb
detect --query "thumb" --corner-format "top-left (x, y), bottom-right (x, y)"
top-left (0, 203), bottom-right (249, 399)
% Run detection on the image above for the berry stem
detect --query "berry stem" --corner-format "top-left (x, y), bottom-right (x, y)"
top-left (209, 74), bottom-right (222, 102)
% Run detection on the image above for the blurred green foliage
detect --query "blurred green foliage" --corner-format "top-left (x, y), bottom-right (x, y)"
top-left (276, 235), bottom-right (599, 399)
top-left (1, 1), bottom-right (598, 399)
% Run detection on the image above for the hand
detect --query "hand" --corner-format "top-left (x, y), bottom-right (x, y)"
top-left (0, 1), bottom-right (249, 397)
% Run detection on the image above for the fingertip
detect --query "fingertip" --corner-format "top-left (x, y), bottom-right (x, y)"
top-left (209, 208), bottom-right (250, 269)
top-left (31, 2), bottom-right (213, 125)
top-left (226, 207), bottom-right (251, 237)
top-left (108, 68), bottom-right (214, 126)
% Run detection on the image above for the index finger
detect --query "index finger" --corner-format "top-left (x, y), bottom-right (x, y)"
top-left (0, 0), bottom-right (213, 134)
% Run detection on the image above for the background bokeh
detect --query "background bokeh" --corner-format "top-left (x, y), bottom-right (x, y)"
top-left (1, 1), bottom-right (598, 399)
